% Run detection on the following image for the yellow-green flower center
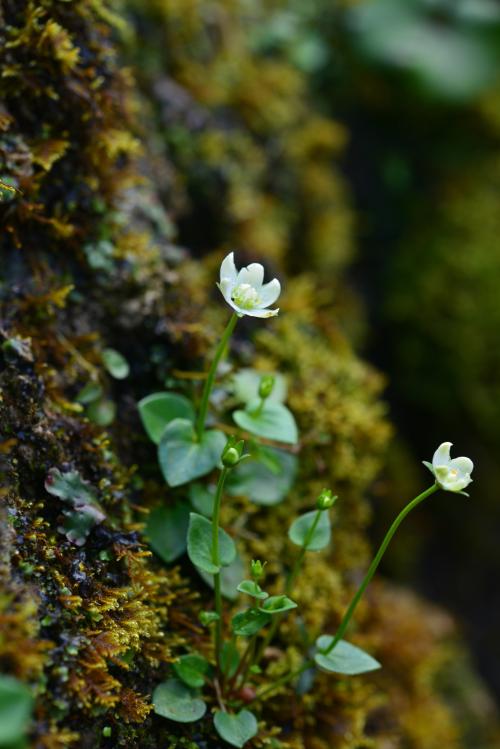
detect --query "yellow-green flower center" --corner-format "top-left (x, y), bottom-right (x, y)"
top-left (232, 283), bottom-right (261, 310)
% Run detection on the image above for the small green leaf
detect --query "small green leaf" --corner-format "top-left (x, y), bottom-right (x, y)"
top-left (237, 580), bottom-right (268, 600)
top-left (102, 348), bottom-right (130, 379)
top-left (87, 398), bottom-right (116, 426)
top-left (146, 502), bottom-right (190, 563)
top-left (232, 369), bottom-right (287, 404)
top-left (138, 392), bottom-right (195, 444)
top-left (198, 554), bottom-right (245, 601)
top-left (0, 675), bottom-right (33, 745)
top-left (214, 709), bottom-right (258, 748)
top-left (173, 654), bottom-right (209, 688)
top-left (187, 513), bottom-right (236, 574)
top-left (259, 595), bottom-right (297, 615)
top-left (288, 510), bottom-right (331, 551)
top-left (220, 641), bottom-right (240, 678)
top-left (226, 447), bottom-right (297, 506)
top-left (232, 609), bottom-right (271, 637)
top-left (45, 468), bottom-right (105, 545)
top-left (233, 402), bottom-right (298, 445)
top-left (188, 483), bottom-right (215, 517)
top-left (158, 419), bottom-right (226, 487)
top-left (76, 381), bottom-right (103, 405)
top-left (153, 678), bottom-right (206, 723)
top-left (314, 637), bottom-right (381, 675)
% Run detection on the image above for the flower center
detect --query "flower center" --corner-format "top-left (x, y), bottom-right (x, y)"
top-left (449, 468), bottom-right (459, 478)
top-left (231, 283), bottom-right (261, 310)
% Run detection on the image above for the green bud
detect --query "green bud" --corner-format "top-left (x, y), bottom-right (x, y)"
top-left (102, 727), bottom-right (112, 738)
top-left (316, 489), bottom-right (337, 511)
top-left (199, 610), bottom-right (220, 626)
top-left (221, 436), bottom-right (245, 467)
top-left (250, 559), bottom-right (266, 581)
top-left (258, 374), bottom-right (275, 400)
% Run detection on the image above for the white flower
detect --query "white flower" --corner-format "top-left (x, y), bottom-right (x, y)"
top-left (217, 252), bottom-right (281, 318)
top-left (425, 442), bottom-right (473, 493)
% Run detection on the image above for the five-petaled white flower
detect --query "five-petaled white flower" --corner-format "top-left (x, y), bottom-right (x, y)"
top-left (217, 252), bottom-right (281, 318)
top-left (425, 442), bottom-right (473, 493)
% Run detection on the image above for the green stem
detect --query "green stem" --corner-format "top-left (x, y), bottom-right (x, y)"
top-left (251, 483), bottom-right (439, 704)
top-left (212, 468), bottom-right (229, 672)
top-left (255, 508), bottom-right (324, 666)
top-left (196, 313), bottom-right (238, 440)
top-left (321, 483), bottom-right (438, 656)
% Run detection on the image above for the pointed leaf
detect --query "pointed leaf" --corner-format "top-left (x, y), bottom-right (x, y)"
top-left (158, 419), bottom-right (226, 487)
top-left (153, 678), bottom-right (206, 723)
top-left (314, 636), bottom-right (381, 675)
top-left (258, 595), bottom-right (297, 615)
top-left (187, 513), bottom-right (236, 574)
top-left (214, 709), bottom-right (258, 748)
top-left (236, 580), bottom-right (268, 600)
top-left (232, 609), bottom-right (271, 637)
top-left (288, 510), bottom-right (331, 551)
top-left (139, 393), bottom-right (195, 444)
top-left (233, 402), bottom-right (298, 445)
top-left (146, 502), bottom-right (190, 563)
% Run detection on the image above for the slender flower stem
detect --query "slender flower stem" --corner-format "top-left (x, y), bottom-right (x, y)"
top-left (212, 468), bottom-right (229, 672)
top-left (250, 483), bottom-right (439, 704)
top-left (196, 313), bottom-right (238, 440)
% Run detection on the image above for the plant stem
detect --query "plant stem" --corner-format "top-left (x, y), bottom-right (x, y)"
top-left (212, 468), bottom-right (229, 672)
top-left (255, 508), bottom-right (324, 665)
top-left (196, 313), bottom-right (238, 440)
top-left (321, 483), bottom-right (438, 656)
top-left (251, 483), bottom-right (439, 703)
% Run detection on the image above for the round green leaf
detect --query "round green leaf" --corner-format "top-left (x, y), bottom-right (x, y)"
top-left (187, 513), bottom-right (236, 574)
top-left (314, 637), bottom-right (381, 675)
top-left (226, 447), bottom-right (297, 506)
top-left (233, 402), bottom-right (298, 445)
top-left (258, 595), bottom-right (297, 615)
top-left (236, 580), bottom-right (268, 600)
top-left (232, 608), bottom-right (271, 637)
top-left (288, 510), bottom-right (331, 551)
top-left (153, 678), bottom-right (206, 723)
top-left (0, 675), bottom-right (33, 745)
top-left (173, 654), bottom-right (209, 689)
top-left (214, 709), bottom-right (258, 748)
top-left (188, 483), bottom-right (215, 517)
top-left (198, 554), bottom-right (245, 601)
top-left (158, 419), bottom-right (226, 487)
top-left (138, 392), bottom-right (195, 444)
top-left (102, 348), bottom-right (130, 379)
top-left (146, 502), bottom-right (190, 563)
top-left (232, 369), bottom-right (287, 404)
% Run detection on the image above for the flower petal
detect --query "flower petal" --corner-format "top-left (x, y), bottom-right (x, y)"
top-left (448, 456), bottom-right (473, 475)
top-left (259, 278), bottom-right (281, 307)
top-left (217, 278), bottom-right (234, 303)
top-left (236, 263), bottom-right (265, 289)
top-left (432, 442), bottom-right (452, 469)
top-left (243, 307), bottom-right (279, 318)
top-left (220, 252), bottom-right (238, 283)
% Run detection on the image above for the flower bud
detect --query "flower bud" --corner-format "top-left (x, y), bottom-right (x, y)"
top-left (199, 610), bottom-right (220, 626)
top-left (316, 488), bottom-right (337, 511)
top-left (250, 559), bottom-right (266, 581)
top-left (258, 374), bottom-right (275, 400)
top-left (221, 437), bottom-right (245, 467)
